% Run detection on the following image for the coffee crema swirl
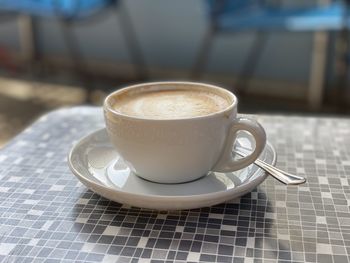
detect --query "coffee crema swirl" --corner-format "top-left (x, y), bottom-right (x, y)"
top-left (112, 89), bottom-right (230, 119)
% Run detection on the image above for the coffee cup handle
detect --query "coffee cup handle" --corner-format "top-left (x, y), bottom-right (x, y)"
top-left (213, 117), bottom-right (266, 172)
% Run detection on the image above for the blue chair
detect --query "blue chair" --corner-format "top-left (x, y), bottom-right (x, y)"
top-left (193, 0), bottom-right (350, 109)
top-left (0, 0), bottom-right (114, 18)
top-left (0, 0), bottom-right (147, 96)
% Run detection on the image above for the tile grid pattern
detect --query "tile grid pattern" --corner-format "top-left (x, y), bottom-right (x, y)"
top-left (0, 107), bottom-right (349, 263)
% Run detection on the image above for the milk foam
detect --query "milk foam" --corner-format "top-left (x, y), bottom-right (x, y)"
top-left (113, 89), bottom-right (230, 119)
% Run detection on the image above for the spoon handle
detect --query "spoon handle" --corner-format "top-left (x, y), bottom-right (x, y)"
top-left (235, 149), bottom-right (306, 185)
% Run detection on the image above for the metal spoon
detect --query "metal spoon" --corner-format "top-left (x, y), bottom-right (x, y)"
top-left (235, 149), bottom-right (306, 185)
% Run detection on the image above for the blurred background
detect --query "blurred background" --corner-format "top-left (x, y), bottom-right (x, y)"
top-left (0, 0), bottom-right (350, 146)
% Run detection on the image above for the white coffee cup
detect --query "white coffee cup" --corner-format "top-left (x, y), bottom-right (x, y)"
top-left (104, 82), bottom-right (266, 184)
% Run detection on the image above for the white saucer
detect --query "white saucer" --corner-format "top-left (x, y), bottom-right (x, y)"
top-left (68, 129), bottom-right (276, 210)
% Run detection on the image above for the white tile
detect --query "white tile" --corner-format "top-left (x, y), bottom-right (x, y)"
top-left (103, 226), bottom-right (120, 235)
top-left (316, 243), bottom-right (332, 254)
top-left (23, 189), bottom-right (35, 194)
top-left (8, 176), bottom-right (21, 182)
top-left (340, 178), bottom-right (349, 186)
top-left (82, 242), bottom-right (94, 252)
top-left (102, 255), bottom-right (120, 263)
top-left (316, 159), bottom-right (326, 165)
top-left (246, 237), bottom-right (255, 248)
top-left (23, 200), bottom-right (38, 205)
top-left (341, 160), bottom-right (350, 166)
top-left (0, 243), bottom-right (16, 255)
top-left (42, 133), bottom-right (51, 140)
top-left (49, 185), bottom-right (64, 191)
top-left (0, 155), bottom-right (7, 163)
top-left (176, 226), bottom-right (184, 232)
top-left (277, 234), bottom-right (290, 240)
top-left (157, 214), bottom-right (167, 219)
top-left (75, 217), bottom-right (88, 224)
top-left (16, 141), bottom-right (28, 147)
top-left (0, 187), bottom-right (9, 193)
top-left (333, 150), bottom-right (340, 156)
top-left (42, 221), bottom-right (53, 230)
top-left (28, 239), bottom-right (39, 246)
top-left (13, 157), bottom-right (23, 165)
top-left (220, 225), bottom-right (237, 231)
top-left (38, 143), bottom-right (47, 148)
top-left (321, 192), bottom-right (332, 198)
top-left (209, 213), bottom-right (224, 219)
top-left (28, 210), bottom-right (43, 216)
top-left (187, 252), bottom-right (200, 262)
top-left (318, 177), bottom-right (328, 185)
top-left (316, 216), bottom-right (327, 224)
top-left (303, 144), bottom-right (314, 150)
top-left (295, 153), bottom-right (303, 159)
top-left (38, 115), bottom-right (48, 122)
top-left (251, 192), bottom-right (258, 200)
top-left (137, 237), bottom-right (148, 248)
top-left (45, 152), bottom-right (54, 158)
top-left (296, 167), bottom-right (305, 173)
top-left (265, 212), bottom-right (276, 219)
top-left (77, 198), bottom-right (88, 205)
top-left (275, 201), bottom-right (286, 207)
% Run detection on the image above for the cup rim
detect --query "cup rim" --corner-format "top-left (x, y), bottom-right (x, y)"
top-left (104, 81), bottom-right (237, 121)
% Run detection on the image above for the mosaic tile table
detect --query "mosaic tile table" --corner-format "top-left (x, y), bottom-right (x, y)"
top-left (0, 107), bottom-right (349, 263)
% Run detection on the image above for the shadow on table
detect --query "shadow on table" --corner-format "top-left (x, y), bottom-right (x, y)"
top-left (71, 189), bottom-right (292, 261)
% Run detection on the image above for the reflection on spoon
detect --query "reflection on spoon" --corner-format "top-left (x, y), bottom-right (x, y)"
top-left (235, 149), bottom-right (306, 185)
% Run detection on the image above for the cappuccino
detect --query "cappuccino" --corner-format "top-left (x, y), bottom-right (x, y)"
top-left (104, 82), bottom-right (266, 184)
top-left (112, 89), bottom-right (230, 119)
